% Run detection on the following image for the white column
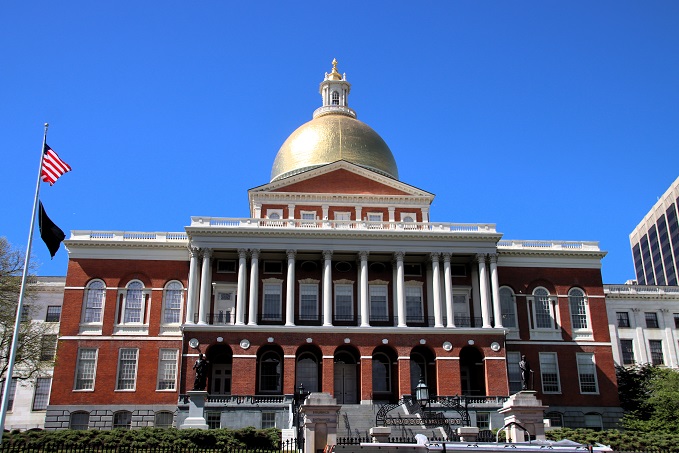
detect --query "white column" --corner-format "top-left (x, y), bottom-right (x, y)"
top-left (323, 250), bottom-right (333, 326)
top-left (443, 253), bottom-right (455, 328)
top-left (359, 251), bottom-right (369, 327)
top-left (395, 251), bottom-right (406, 327)
top-left (355, 206), bottom-right (363, 224)
top-left (662, 309), bottom-right (678, 368)
top-left (632, 309), bottom-right (648, 363)
top-left (198, 248), bottom-right (212, 325)
top-left (285, 249), bottom-right (296, 326)
top-left (186, 247), bottom-right (200, 324)
top-left (431, 252), bottom-right (443, 328)
top-left (477, 254), bottom-right (491, 328)
top-left (489, 254), bottom-right (502, 328)
top-left (288, 204), bottom-right (296, 227)
top-left (388, 207), bottom-right (395, 223)
top-left (253, 202), bottom-right (262, 219)
top-left (235, 249), bottom-right (248, 325)
top-left (421, 207), bottom-right (429, 223)
top-left (248, 249), bottom-right (259, 325)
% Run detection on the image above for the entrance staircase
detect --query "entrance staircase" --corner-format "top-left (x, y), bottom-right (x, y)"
top-left (338, 404), bottom-right (447, 441)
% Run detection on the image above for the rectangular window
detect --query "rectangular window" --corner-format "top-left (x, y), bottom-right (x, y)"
top-left (262, 283), bottom-right (282, 321)
top-left (301, 211), bottom-right (316, 220)
top-left (453, 294), bottom-right (471, 326)
top-left (262, 412), bottom-right (276, 429)
top-left (620, 339), bottom-right (635, 365)
top-left (616, 312), bottom-right (631, 328)
top-left (674, 314), bottom-right (679, 329)
top-left (116, 348), bottom-right (139, 390)
top-left (476, 412), bottom-right (490, 430)
top-left (506, 352), bottom-right (522, 394)
top-left (645, 312), bottom-right (659, 328)
top-left (206, 411), bottom-right (221, 429)
top-left (576, 353), bottom-right (599, 394)
top-left (539, 352), bottom-right (561, 393)
top-left (451, 265), bottom-right (467, 277)
top-left (75, 348), bottom-right (97, 390)
top-left (534, 296), bottom-right (554, 329)
top-left (45, 305), bottom-right (62, 322)
top-left (404, 264), bottom-right (422, 276)
top-left (369, 285), bottom-right (388, 322)
top-left (334, 284), bottom-right (354, 321)
top-left (299, 284), bottom-right (319, 321)
top-left (367, 213), bottom-right (383, 228)
top-left (405, 286), bottom-right (424, 323)
top-left (84, 285), bottom-right (104, 323)
top-left (263, 261), bottom-right (283, 274)
top-left (32, 377), bottom-right (52, 411)
top-left (649, 340), bottom-right (664, 365)
top-left (40, 335), bottom-right (57, 361)
top-left (0, 379), bottom-right (18, 411)
top-left (216, 260), bottom-right (236, 273)
top-left (157, 349), bottom-right (178, 391)
top-left (569, 293), bottom-right (588, 329)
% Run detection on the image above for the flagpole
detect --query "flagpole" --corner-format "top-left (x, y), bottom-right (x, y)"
top-left (0, 123), bottom-right (49, 439)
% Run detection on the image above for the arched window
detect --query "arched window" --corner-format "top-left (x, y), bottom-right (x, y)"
top-left (113, 410), bottom-right (132, 429)
top-left (568, 288), bottom-right (589, 330)
top-left (296, 352), bottom-right (319, 392)
top-left (154, 411), bottom-right (174, 428)
top-left (532, 287), bottom-right (555, 329)
top-left (331, 91), bottom-right (339, 105)
top-left (259, 351), bottom-right (282, 393)
top-left (83, 280), bottom-right (105, 323)
top-left (499, 287), bottom-right (517, 328)
top-left (123, 281), bottom-right (144, 323)
top-left (545, 411), bottom-right (563, 428)
top-left (163, 281), bottom-right (183, 324)
top-left (584, 412), bottom-right (603, 430)
top-left (69, 411), bottom-right (89, 430)
top-left (372, 352), bottom-right (391, 393)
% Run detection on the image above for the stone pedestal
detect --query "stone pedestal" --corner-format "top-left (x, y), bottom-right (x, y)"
top-left (457, 426), bottom-right (480, 442)
top-left (498, 391), bottom-right (547, 442)
top-left (300, 393), bottom-right (341, 453)
top-left (370, 426), bottom-right (392, 443)
top-left (179, 391), bottom-right (209, 429)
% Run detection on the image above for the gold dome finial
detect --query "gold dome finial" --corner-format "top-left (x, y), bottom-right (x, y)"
top-left (327, 58), bottom-right (342, 80)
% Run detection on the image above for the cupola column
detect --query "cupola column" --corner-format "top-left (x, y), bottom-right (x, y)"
top-left (323, 250), bottom-right (333, 326)
top-left (235, 249), bottom-right (248, 326)
top-left (477, 254), bottom-right (491, 328)
top-left (443, 253), bottom-right (455, 328)
top-left (359, 251), bottom-right (369, 327)
top-left (421, 208), bottom-right (429, 223)
top-left (489, 254), bottom-right (503, 328)
top-left (198, 249), bottom-right (213, 325)
top-left (285, 250), bottom-right (296, 326)
top-left (288, 204), bottom-right (296, 227)
top-left (186, 247), bottom-right (200, 324)
top-left (431, 252), bottom-right (443, 328)
top-left (248, 249), bottom-right (259, 325)
top-left (395, 252), bottom-right (406, 327)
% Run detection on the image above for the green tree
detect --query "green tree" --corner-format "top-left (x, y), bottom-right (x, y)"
top-left (0, 237), bottom-right (53, 382)
top-left (617, 364), bottom-right (679, 432)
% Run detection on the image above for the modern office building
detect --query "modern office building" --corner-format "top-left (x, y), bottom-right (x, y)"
top-left (605, 283), bottom-right (679, 368)
top-left (3, 276), bottom-right (64, 430)
top-left (46, 61), bottom-right (621, 432)
top-left (630, 176), bottom-right (679, 286)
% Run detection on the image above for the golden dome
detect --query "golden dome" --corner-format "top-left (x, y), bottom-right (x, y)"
top-left (270, 114), bottom-right (399, 182)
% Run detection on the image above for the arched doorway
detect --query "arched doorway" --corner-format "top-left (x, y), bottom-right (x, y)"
top-left (410, 346), bottom-right (436, 395)
top-left (459, 346), bottom-right (486, 396)
top-left (296, 345), bottom-right (322, 392)
top-left (207, 344), bottom-right (233, 395)
top-left (257, 345), bottom-right (284, 395)
top-left (372, 346), bottom-right (398, 403)
top-left (334, 346), bottom-right (359, 404)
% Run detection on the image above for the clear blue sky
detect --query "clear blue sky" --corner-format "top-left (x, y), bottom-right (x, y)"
top-left (1, 1), bottom-right (678, 284)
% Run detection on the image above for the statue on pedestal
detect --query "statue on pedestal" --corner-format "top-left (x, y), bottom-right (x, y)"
top-left (519, 355), bottom-right (532, 390)
top-left (193, 353), bottom-right (209, 391)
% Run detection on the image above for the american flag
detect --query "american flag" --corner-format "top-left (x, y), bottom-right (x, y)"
top-left (41, 144), bottom-right (72, 185)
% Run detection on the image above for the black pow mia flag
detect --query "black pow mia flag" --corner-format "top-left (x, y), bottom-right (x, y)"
top-left (38, 201), bottom-right (65, 259)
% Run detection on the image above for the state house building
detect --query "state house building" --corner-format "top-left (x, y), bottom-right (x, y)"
top-left (46, 61), bottom-right (621, 431)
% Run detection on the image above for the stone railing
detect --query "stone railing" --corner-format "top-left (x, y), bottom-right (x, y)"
top-left (498, 240), bottom-right (600, 251)
top-left (69, 231), bottom-right (188, 242)
top-left (190, 217), bottom-right (497, 234)
top-left (604, 284), bottom-right (679, 295)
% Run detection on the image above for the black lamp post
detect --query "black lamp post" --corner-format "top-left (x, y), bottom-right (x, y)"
top-left (294, 383), bottom-right (307, 451)
top-left (415, 375), bottom-right (429, 409)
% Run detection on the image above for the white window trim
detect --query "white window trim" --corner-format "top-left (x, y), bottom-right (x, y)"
top-left (116, 348), bottom-right (139, 392)
top-left (568, 288), bottom-right (592, 340)
top-left (114, 280), bottom-right (151, 335)
top-left (32, 376), bottom-right (52, 411)
top-left (499, 286), bottom-right (519, 333)
top-left (528, 287), bottom-right (561, 340)
top-left (266, 209), bottom-right (283, 219)
top-left (369, 282), bottom-right (389, 321)
top-left (576, 353), bottom-right (599, 394)
top-left (299, 279), bottom-right (320, 321)
top-left (334, 280), bottom-right (354, 320)
top-left (262, 278), bottom-right (283, 321)
top-left (452, 287), bottom-right (471, 325)
top-left (74, 348), bottom-right (98, 392)
top-left (405, 281), bottom-right (424, 323)
top-left (539, 352), bottom-right (561, 394)
top-left (161, 281), bottom-right (184, 326)
top-left (156, 349), bottom-right (178, 392)
top-left (80, 279), bottom-right (106, 334)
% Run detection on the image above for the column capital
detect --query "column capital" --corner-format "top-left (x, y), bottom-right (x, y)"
top-left (430, 252), bottom-right (441, 261)
top-left (442, 252), bottom-right (451, 262)
top-left (475, 253), bottom-right (486, 263)
top-left (287, 249), bottom-right (297, 260)
top-left (488, 253), bottom-right (498, 263)
top-left (394, 251), bottom-right (405, 261)
top-left (249, 249), bottom-right (260, 259)
top-left (358, 251), bottom-right (369, 261)
top-left (201, 248), bottom-right (213, 259)
top-left (189, 246), bottom-right (200, 258)
top-left (323, 250), bottom-right (333, 260)
top-left (238, 248), bottom-right (248, 259)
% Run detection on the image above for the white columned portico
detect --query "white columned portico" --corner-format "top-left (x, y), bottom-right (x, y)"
top-left (359, 251), bottom-right (369, 327)
top-left (248, 249), bottom-right (259, 325)
top-left (286, 249), bottom-right (296, 326)
top-left (186, 247), bottom-right (200, 324)
top-left (431, 252), bottom-right (443, 328)
top-left (395, 251), bottom-right (406, 327)
top-left (443, 253), bottom-right (455, 328)
top-left (489, 254), bottom-right (502, 328)
top-left (235, 249), bottom-right (248, 325)
top-left (477, 254), bottom-right (491, 328)
top-left (198, 248), bottom-right (213, 325)
top-left (323, 250), bottom-right (333, 326)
